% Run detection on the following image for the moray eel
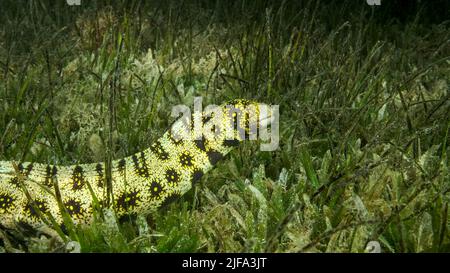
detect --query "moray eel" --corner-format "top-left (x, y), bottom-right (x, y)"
top-left (0, 99), bottom-right (273, 229)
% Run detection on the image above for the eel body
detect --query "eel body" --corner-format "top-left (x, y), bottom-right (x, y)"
top-left (0, 100), bottom-right (269, 229)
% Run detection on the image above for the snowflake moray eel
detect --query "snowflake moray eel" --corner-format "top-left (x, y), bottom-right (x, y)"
top-left (0, 99), bottom-right (273, 230)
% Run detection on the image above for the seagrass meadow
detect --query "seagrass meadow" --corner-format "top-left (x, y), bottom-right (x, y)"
top-left (0, 0), bottom-right (449, 253)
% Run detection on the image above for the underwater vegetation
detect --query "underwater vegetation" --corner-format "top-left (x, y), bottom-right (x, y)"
top-left (0, 0), bottom-right (449, 252)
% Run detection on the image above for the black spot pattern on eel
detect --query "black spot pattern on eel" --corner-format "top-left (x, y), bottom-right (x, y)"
top-left (26, 199), bottom-right (49, 219)
top-left (8, 177), bottom-right (20, 188)
top-left (72, 165), bottom-right (85, 191)
top-left (15, 162), bottom-right (34, 177)
top-left (0, 193), bottom-right (15, 213)
top-left (194, 138), bottom-right (207, 152)
top-left (64, 199), bottom-right (83, 217)
top-left (95, 163), bottom-right (104, 188)
top-left (132, 152), bottom-right (150, 178)
top-left (149, 180), bottom-right (164, 198)
top-left (117, 159), bottom-right (126, 173)
top-left (116, 191), bottom-right (141, 211)
top-left (150, 140), bottom-right (169, 160)
top-left (44, 165), bottom-right (57, 188)
top-left (179, 153), bottom-right (193, 167)
top-left (165, 168), bottom-right (180, 186)
top-left (25, 163), bottom-right (34, 176)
